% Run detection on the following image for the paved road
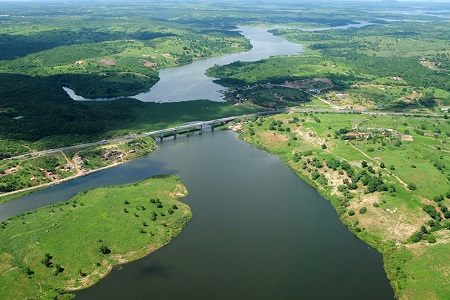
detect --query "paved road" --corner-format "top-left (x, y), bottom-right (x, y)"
top-left (3, 108), bottom-right (445, 161)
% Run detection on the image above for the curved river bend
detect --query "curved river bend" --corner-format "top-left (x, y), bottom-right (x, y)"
top-left (64, 26), bottom-right (303, 102)
top-left (0, 131), bottom-right (394, 300)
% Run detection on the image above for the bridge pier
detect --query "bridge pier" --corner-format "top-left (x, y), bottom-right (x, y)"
top-left (159, 133), bottom-right (164, 141)
top-left (211, 123), bottom-right (214, 131)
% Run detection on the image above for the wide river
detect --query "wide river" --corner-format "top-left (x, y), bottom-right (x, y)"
top-left (0, 131), bottom-right (394, 299)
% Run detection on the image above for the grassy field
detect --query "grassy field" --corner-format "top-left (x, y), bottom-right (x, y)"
top-left (236, 112), bottom-right (450, 299)
top-left (0, 175), bottom-right (191, 299)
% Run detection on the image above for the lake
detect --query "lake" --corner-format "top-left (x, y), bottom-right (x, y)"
top-left (0, 130), bottom-right (394, 299)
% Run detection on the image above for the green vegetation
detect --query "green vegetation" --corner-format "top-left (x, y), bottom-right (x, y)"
top-left (0, 2), bottom-right (251, 99)
top-left (0, 175), bottom-right (191, 299)
top-left (0, 137), bottom-right (157, 201)
top-left (1, 1), bottom-right (450, 298)
top-left (236, 111), bottom-right (450, 299)
top-left (207, 20), bottom-right (450, 112)
top-left (0, 93), bottom-right (256, 157)
top-left (0, 1), bottom-right (259, 155)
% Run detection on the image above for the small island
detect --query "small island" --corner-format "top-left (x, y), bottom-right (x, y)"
top-left (0, 175), bottom-right (192, 299)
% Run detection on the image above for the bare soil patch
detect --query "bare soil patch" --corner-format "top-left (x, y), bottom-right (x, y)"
top-left (97, 58), bottom-right (116, 66)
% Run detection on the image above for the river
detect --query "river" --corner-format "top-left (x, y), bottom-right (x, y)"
top-left (64, 26), bottom-right (303, 102)
top-left (0, 131), bottom-right (394, 299)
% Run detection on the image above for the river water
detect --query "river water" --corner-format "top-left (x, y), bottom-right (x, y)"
top-left (64, 26), bottom-right (304, 102)
top-left (0, 131), bottom-right (394, 299)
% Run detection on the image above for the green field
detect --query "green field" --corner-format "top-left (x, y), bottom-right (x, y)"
top-left (0, 175), bottom-right (191, 299)
top-left (236, 112), bottom-right (450, 299)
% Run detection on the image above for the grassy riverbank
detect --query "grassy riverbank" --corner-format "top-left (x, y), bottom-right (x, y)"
top-left (235, 112), bottom-right (450, 299)
top-left (0, 175), bottom-right (191, 299)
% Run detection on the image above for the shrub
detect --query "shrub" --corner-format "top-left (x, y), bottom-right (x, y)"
top-left (444, 211), bottom-right (450, 219)
top-left (427, 235), bottom-right (437, 243)
top-left (408, 231), bottom-right (422, 243)
top-left (407, 183), bottom-right (417, 190)
top-left (41, 253), bottom-right (53, 268)
top-left (348, 210), bottom-right (355, 216)
top-left (99, 245), bottom-right (111, 255)
top-left (359, 207), bottom-right (367, 214)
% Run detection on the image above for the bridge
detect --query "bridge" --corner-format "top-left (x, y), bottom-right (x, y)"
top-left (4, 108), bottom-right (445, 161)
top-left (4, 111), bottom-right (281, 161)
top-left (146, 117), bottom-right (236, 140)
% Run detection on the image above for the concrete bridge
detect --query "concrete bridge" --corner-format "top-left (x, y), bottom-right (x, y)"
top-left (6, 108), bottom-right (444, 161)
top-left (146, 117), bottom-right (237, 140)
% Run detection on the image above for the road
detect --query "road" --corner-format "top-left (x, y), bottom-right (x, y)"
top-left (3, 108), bottom-right (446, 161)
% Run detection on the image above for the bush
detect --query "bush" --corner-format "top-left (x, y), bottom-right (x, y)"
top-left (99, 245), bottom-right (111, 255)
top-left (407, 183), bottom-right (417, 190)
top-left (359, 207), bottom-right (367, 214)
top-left (348, 210), bottom-right (355, 216)
top-left (408, 231), bottom-right (422, 243)
top-left (427, 235), bottom-right (437, 243)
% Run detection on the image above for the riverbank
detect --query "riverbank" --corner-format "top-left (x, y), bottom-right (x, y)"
top-left (235, 112), bottom-right (450, 299)
top-left (0, 175), bottom-right (192, 299)
top-left (0, 137), bottom-right (157, 204)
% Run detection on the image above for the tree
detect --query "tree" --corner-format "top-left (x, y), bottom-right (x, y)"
top-left (362, 161), bottom-right (368, 168)
top-left (407, 183), bottom-right (417, 190)
top-left (427, 235), bottom-right (437, 243)
top-left (99, 245), bottom-right (111, 254)
top-left (41, 253), bottom-right (53, 268)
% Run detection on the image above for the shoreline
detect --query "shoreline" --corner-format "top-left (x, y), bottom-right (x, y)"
top-left (0, 138), bottom-right (157, 204)
top-left (0, 175), bottom-right (192, 299)
top-left (0, 159), bottom-right (129, 199)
